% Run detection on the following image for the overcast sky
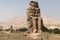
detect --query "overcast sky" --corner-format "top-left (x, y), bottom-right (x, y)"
top-left (0, 0), bottom-right (60, 20)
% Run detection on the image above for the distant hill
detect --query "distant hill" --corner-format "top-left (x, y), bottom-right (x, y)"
top-left (0, 17), bottom-right (27, 29)
top-left (42, 16), bottom-right (60, 29)
top-left (0, 16), bottom-right (60, 29)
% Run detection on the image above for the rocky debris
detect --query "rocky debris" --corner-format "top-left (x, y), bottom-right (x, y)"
top-left (28, 33), bottom-right (40, 39)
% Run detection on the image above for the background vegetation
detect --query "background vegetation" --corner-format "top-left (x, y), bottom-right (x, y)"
top-left (41, 25), bottom-right (60, 34)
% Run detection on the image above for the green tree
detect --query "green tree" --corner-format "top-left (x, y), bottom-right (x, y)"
top-left (48, 29), bottom-right (52, 33)
top-left (53, 28), bottom-right (60, 34)
top-left (16, 27), bottom-right (27, 32)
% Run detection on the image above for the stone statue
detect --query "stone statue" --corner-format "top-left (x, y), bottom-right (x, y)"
top-left (26, 0), bottom-right (42, 33)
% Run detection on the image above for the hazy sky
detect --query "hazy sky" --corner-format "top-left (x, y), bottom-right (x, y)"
top-left (0, 0), bottom-right (60, 20)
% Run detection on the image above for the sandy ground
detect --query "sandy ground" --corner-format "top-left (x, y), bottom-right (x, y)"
top-left (0, 32), bottom-right (60, 40)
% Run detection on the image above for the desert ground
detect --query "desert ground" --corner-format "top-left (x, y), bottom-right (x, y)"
top-left (0, 32), bottom-right (40, 40)
top-left (0, 32), bottom-right (60, 40)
